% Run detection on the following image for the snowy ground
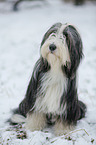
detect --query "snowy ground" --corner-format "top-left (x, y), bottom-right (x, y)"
top-left (0, 0), bottom-right (96, 144)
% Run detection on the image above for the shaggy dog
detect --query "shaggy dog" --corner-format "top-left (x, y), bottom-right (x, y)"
top-left (11, 23), bottom-right (86, 135)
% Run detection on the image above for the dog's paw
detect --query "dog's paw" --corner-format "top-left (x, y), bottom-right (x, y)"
top-left (54, 120), bottom-right (75, 136)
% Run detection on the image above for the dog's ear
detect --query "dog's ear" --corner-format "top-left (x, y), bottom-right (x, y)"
top-left (63, 25), bottom-right (83, 79)
top-left (41, 23), bottom-right (62, 47)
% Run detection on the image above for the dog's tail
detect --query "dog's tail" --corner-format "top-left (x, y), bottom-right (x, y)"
top-left (11, 114), bottom-right (26, 124)
top-left (8, 108), bottom-right (26, 124)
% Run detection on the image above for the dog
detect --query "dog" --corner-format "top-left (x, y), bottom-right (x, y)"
top-left (10, 23), bottom-right (86, 136)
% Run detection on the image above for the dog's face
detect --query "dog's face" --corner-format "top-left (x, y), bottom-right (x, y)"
top-left (40, 23), bottom-right (70, 67)
top-left (40, 23), bottom-right (83, 78)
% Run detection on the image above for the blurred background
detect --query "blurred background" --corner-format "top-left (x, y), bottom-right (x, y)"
top-left (0, 0), bottom-right (96, 11)
top-left (0, 0), bottom-right (96, 144)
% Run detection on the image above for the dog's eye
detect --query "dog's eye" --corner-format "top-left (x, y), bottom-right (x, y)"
top-left (48, 33), bottom-right (56, 40)
top-left (49, 33), bottom-right (56, 37)
top-left (52, 34), bottom-right (56, 37)
top-left (60, 34), bottom-right (66, 40)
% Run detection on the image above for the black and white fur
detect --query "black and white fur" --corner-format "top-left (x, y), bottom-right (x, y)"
top-left (11, 23), bottom-right (86, 135)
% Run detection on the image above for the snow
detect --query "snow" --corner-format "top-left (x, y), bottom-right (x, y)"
top-left (0, 0), bottom-right (96, 144)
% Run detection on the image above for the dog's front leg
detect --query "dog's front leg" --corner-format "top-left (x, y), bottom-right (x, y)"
top-left (25, 112), bottom-right (47, 131)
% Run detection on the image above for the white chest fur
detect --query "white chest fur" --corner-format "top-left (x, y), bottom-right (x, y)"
top-left (34, 62), bottom-right (68, 114)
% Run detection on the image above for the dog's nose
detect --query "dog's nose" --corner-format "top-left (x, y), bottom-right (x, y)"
top-left (49, 44), bottom-right (56, 52)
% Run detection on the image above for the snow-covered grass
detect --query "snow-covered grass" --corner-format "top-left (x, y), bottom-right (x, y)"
top-left (0, 0), bottom-right (96, 144)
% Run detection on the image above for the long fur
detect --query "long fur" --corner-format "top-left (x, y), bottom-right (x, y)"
top-left (10, 23), bottom-right (86, 135)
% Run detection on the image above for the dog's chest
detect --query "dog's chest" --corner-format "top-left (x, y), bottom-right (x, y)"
top-left (35, 67), bottom-right (67, 114)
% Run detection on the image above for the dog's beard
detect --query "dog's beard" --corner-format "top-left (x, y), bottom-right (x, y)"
top-left (47, 53), bottom-right (59, 67)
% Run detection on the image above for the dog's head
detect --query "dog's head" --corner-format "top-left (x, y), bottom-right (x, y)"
top-left (40, 23), bottom-right (83, 78)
